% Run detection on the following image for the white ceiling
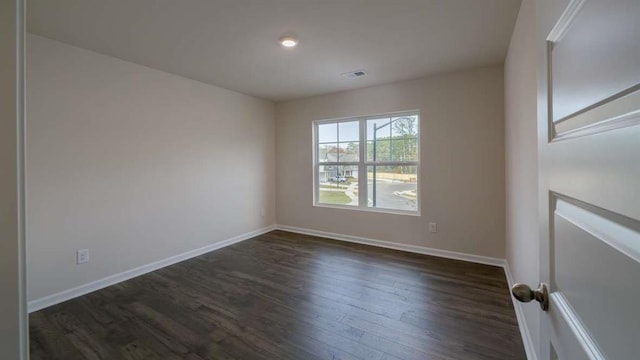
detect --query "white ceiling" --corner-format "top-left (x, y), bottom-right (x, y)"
top-left (28, 0), bottom-right (521, 102)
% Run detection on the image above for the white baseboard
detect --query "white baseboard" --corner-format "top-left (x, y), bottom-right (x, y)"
top-left (275, 224), bottom-right (505, 267)
top-left (504, 260), bottom-right (538, 360)
top-left (276, 224), bottom-right (537, 360)
top-left (28, 223), bottom-right (537, 360)
top-left (28, 225), bottom-right (277, 313)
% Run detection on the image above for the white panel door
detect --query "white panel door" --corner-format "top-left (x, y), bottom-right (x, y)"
top-left (528, 0), bottom-right (640, 359)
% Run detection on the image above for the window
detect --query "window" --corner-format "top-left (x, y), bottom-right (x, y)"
top-left (313, 111), bottom-right (419, 214)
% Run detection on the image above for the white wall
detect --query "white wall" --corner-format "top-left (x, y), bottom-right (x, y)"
top-left (1, 1), bottom-right (27, 358)
top-left (276, 67), bottom-right (506, 258)
top-left (26, 34), bottom-right (276, 301)
top-left (504, 0), bottom-right (540, 357)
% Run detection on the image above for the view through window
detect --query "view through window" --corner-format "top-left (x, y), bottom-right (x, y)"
top-left (314, 112), bottom-right (419, 213)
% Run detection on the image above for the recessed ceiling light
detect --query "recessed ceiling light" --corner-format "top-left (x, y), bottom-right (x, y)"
top-left (279, 36), bottom-right (298, 48)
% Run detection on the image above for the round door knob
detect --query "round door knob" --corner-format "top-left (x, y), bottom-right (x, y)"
top-left (511, 283), bottom-right (549, 311)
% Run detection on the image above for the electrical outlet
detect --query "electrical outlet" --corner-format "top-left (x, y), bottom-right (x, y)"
top-left (77, 248), bottom-right (90, 264)
top-left (428, 222), bottom-right (437, 233)
top-left (260, 207), bottom-right (265, 217)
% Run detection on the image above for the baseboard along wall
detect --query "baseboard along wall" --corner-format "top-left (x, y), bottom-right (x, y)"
top-left (275, 224), bottom-right (505, 267)
top-left (277, 225), bottom-right (537, 360)
top-left (27, 225), bottom-right (277, 313)
top-left (28, 224), bottom-right (537, 360)
top-left (503, 260), bottom-right (539, 360)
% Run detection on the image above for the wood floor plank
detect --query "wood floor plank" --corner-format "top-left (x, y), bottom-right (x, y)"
top-left (30, 230), bottom-right (526, 359)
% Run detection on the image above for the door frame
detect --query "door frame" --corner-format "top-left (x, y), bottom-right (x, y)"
top-left (1, 0), bottom-right (28, 358)
top-left (537, 0), bottom-right (563, 358)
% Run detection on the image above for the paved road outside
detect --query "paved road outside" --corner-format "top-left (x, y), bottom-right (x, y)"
top-left (370, 180), bottom-right (416, 211)
top-left (319, 179), bottom-right (417, 211)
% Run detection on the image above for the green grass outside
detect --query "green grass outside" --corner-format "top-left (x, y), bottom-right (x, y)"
top-left (319, 190), bottom-right (351, 204)
top-left (319, 184), bottom-right (349, 189)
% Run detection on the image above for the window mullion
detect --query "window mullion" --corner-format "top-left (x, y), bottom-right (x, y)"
top-left (336, 123), bottom-right (340, 163)
top-left (364, 161), bottom-right (418, 166)
top-left (313, 123), bottom-right (319, 204)
top-left (358, 118), bottom-right (367, 208)
top-left (313, 123), bottom-right (320, 204)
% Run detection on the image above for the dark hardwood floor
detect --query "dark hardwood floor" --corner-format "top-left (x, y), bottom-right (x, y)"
top-left (30, 230), bottom-right (526, 360)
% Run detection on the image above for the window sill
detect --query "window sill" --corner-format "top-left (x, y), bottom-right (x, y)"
top-left (313, 203), bottom-right (421, 217)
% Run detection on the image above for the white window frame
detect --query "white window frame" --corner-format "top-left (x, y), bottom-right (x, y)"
top-left (312, 110), bottom-right (420, 216)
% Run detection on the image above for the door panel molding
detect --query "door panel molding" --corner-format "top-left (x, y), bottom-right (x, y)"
top-left (546, 0), bottom-right (586, 44)
top-left (553, 87), bottom-right (640, 140)
top-left (551, 292), bottom-right (604, 360)
top-left (546, 0), bottom-right (640, 139)
top-left (554, 196), bottom-right (640, 264)
top-left (550, 195), bottom-right (640, 359)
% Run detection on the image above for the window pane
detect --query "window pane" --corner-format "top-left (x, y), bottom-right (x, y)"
top-left (367, 139), bottom-right (390, 162)
top-left (318, 123), bottom-right (337, 143)
top-left (338, 142), bottom-right (359, 162)
top-left (318, 143), bottom-right (338, 163)
top-left (366, 141), bottom-right (373, 162)
top-left (391, 115), bottom-right (418, 138)
top-left (367, 165), bottom-right (417, 211)
top-left (318, 165), bottom-right (359, 206)
top-left (390, 138), bottom-right (418, 161)
top-left (367, 117), bottom-right (391, 141)
top-left (338, 121), bottom-right (359, 142)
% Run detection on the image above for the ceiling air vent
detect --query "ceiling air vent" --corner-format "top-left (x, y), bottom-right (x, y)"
top-left (341, 70), bottom-right (367, 79)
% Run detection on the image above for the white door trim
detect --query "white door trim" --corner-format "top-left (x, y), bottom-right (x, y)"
top-left (16, 0), bottom-right (28, 357)
top-left (504, 261), bottom-right (539, 360)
